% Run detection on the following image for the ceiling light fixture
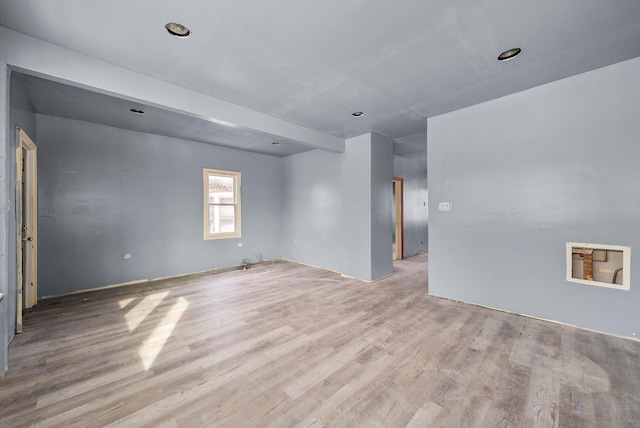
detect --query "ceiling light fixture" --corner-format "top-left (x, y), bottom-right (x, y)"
top-left (165, 22), bottom-right (191, 38)
top-left (498, 47), bottom-right (521, 61)
top-left (352, 111), bottom-right (364, 117)
top-left (130, 108), bottom-right (145, 114)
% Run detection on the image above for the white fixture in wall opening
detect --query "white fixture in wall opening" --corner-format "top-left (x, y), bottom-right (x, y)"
top-left (566, 242), bottom-right (630, 291)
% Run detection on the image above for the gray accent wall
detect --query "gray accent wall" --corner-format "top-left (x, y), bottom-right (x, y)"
top-left (36, 115), bottom-right (283, 297)
top-left (394, 156), bottom-right (428, 257)
top-left (428, 56), bottom-right (640, 338)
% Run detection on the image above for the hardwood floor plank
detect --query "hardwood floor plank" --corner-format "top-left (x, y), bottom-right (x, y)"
top-left (405, 400), bottom-right (443, 427)
top-left (524, 357), bottom-right (560, 427)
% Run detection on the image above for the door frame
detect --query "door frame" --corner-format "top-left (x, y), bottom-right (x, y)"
top-left (393, 176), bottom-right (404, 261)
top-left (16, 127), bottom-right (38, 333)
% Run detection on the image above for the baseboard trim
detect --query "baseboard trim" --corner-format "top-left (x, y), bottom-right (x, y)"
top-left (40, 279), bottom-right (149, 300)
top-left (432, 295), bottom-right (639, 343)
top-left (280, 258), bottom-right (342, 276)
top-left (39, 260), bottom-right (275, 300)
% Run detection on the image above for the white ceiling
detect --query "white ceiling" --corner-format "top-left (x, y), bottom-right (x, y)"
top-left (3, 0), bottom-right (640, 160)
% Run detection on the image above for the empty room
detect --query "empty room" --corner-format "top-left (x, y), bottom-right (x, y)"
top-left (1, 1), bottom-right (640, 426)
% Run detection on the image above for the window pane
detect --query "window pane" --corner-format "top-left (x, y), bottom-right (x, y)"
top-left (208, 205), bottom-right (236, 234)
top-left (219, 205), bottom-right (236, 233)
top-left (208, 175), bottom-right (235, 204)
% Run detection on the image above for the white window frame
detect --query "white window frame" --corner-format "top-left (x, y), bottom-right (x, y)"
top-left (203, 168), bottom-right (241, 240)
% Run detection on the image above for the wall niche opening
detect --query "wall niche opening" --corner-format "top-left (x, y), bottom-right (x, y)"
top-left (566, 242), bottom-right (630, 291)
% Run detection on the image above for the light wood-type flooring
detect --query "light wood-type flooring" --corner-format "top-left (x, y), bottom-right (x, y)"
top-left (1, 253), bottom-right (639, 427)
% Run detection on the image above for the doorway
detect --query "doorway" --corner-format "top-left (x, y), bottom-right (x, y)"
top-left (16, 127), bottom-right (38, 333)
top-left (392, 177), bottom-right (403, 261)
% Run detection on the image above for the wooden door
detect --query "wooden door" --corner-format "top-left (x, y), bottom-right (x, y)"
top-left (16, 127), bottom-right (38, 332)
top-left (392, 177), bottom-right (403, 261)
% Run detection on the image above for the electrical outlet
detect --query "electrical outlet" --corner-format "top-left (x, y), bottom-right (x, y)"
top-left (123, 253), bottom-right (132, 259)
top-left (237, 243), bottom-right (242, 247)
top-left (438, 201), bottom-right (452, 211)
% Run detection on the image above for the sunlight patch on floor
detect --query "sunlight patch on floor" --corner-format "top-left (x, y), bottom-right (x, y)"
top-left (119, 297), bottom-right (135, 309)
top-left (125, 291), bottom-right (170, 331)
top-left (139, 297), bottom-right (189, 370)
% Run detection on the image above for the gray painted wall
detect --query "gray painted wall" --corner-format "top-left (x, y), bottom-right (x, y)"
top-left (370, 133), bottom-right (394, 281)
top-left (10, 78), bottom-right (36, 138)
top-left (394, 156), bottom-right (428, 257)
top-left (36, 115), bottom-right (283, 297)
top-left (281, 149), bottom-right (343, 272)
top-left (340, 133), bottom-right (393, 281)
top-left (341, 134), bottom-right (375, 280)
top-left (428, 56), bottom-right (640, 338)
top-left (282, 133), bottom-right (394, 281)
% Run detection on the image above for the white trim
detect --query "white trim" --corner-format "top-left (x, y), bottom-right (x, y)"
top-left (40, 260), bottom-right (275, 299)
top-left (15, 128), bottom-right (38, 336)
top-left (439, 297), bottom-right (639, 343)
top-left (203, 168), bottom-right (241, 240)
top-left (40, 279), bottom-right (149, 299)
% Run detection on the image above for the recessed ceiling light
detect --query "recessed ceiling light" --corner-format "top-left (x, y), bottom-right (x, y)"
top-left (130, 108), bottom-right (144, 114)
top-left (272, 141), bottom-right (280, 145)
top-left (165, 22), bottom-right (191, 38)
top-left (352, 111), bottom-right (364, 117)
top-left (498, 47), bottom-right (521, 61)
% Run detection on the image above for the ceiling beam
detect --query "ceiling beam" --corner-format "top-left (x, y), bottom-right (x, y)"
top-left (0, 26), bottom-right (345, 153)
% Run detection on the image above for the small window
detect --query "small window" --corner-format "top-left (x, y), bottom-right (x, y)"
top-left (203, 168), bottom-right (241, 239)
